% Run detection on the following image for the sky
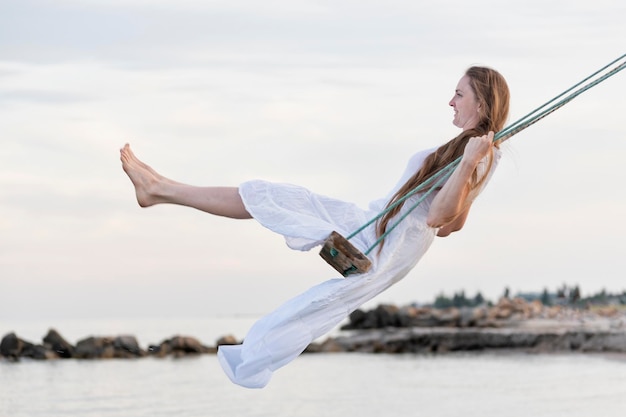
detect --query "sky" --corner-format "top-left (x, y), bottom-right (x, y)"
top-left (1, 0), bottom-right (625, 324)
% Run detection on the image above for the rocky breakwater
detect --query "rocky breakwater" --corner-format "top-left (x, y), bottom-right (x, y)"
top-left (306, 298), bottom-right (626, 354)
top-left (0, 329), bottom-right (240, 361)
top-left (3, 299), bottom-right (625, 361)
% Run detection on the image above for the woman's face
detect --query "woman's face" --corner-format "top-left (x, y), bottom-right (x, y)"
top-left (449, 75), bottom-right (480, 130)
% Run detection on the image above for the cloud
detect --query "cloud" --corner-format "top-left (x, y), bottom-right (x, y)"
top-left (0, 89), bottom-right (95, 105)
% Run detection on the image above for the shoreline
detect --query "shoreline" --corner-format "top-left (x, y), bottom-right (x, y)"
top-left (2, 298), bottom-right (626, 361)
top-left (306, 297), bottom-right (626, 354)
top-left (307, 322), bottom-right (626, 355)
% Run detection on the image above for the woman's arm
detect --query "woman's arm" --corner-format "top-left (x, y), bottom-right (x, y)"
top-left (426, 131), bottom-right (494, 235)
top-left (435, 206), bottom-right (470, 237)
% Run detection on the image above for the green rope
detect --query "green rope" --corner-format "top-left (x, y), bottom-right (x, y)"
top-left (497, 54), bottom-right (626, 142)
top-left (348, 53), bottom-right (626, 256)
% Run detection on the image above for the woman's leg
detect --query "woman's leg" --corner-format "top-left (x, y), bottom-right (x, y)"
top-left (120, 144), bottom-right (252, 219)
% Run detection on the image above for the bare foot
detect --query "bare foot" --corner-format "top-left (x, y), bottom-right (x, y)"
top-left (120, 144), bottom-right (171, 207)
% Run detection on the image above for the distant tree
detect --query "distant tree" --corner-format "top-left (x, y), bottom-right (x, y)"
top-left (540, 288), bottom-right (551, 306)
top-left (452, 291), bottom-right (467, 308)
top-left (570, 286), bottom-right (581, 304)
top-left (434, 294), bottom-right (453, 309)
top-left (583, 288), bottom-right (610, 306)
top-left (503, 287), bottom-right (510, 299)
top-left (473, 292), bottom-right (485, 306)
top-left (556, 284), bottom-right (567, 299)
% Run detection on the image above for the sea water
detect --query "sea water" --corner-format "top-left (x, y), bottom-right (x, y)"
top-left (1, 318), bottom-right (626, 417)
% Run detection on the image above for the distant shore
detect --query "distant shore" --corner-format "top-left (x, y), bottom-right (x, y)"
top-left (2, 298), bottom-right (625, 361)
top-left (307, 297), bottom-right (626, 354)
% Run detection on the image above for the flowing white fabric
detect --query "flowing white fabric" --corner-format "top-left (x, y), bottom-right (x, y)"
top-left (217, 147), bottom-right (502, 388)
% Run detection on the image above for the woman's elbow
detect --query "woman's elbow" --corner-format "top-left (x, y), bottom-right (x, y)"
top-left (426, 213), bottom-right (456, 230)
top-left (426, 212), bottom-right (444, 229)
top-left (436, 222), bottom-right (463, 237)
top-left (430, 210), bottom-right (469, 237)
top-left (427, 212), bottom-right (450, 234)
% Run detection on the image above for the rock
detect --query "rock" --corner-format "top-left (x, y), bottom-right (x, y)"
top-left (342, 305), bottom-right (405, 330)
top-left (0, 332), bottom-right (23, 360)
top-left (529, 300), bottom-right (544, 317)
top-left (304, 338), bottom-right (344, 353)
top-left (74, 336), bottom-right (143, 359)
top-left (318, 338), bottom-right (345, 353)
top-left (216, 334), bottom-right (239, 346)
top-left (169, 336), bottom-right (207, 353)
top-left (595, 307), bottom-right (619, 317)
top-left (459, 307), bottom-right (479, 327)
top-left (489, 304), bottom-right (513, 320)
top-left (311, 326), bottom-right (626, 355)
top-left (374, 304), bottom-right (401, 327)
top-left (578, 332), bottom-right (626, 352)
top-left (410, 308), bottom-right (441, 327)
top-left (486, 297), bottom-right (539, 321)
top-left (342, 309), bottom-right (367, 329)
top-left (350, 308), bottom-right (380, 329)
top-left (152, 335), bottom-right (211, 357)
top-left (75, 337), bottom-right (115, 359)
top-left (22, 344), bottom-right (59, 360)
top-left (432, 308), bottom-right (461, 327)
top-left (113, 335), bottom-right (144, 357)
top-left (546, 306), bottom-right (563, 319)
top-left (1, 332), bottom-right (59, 360)
top-left (43, 329), bottom-right (74, 358)
top-left (396, 307), bottom-right (418, 327)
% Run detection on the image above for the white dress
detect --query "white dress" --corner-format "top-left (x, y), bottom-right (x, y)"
top-left (217, 147), bottom-right (502, 388)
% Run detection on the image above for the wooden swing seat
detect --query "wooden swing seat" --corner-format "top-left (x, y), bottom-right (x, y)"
top-left (319, 231), bottom-right (372, 277)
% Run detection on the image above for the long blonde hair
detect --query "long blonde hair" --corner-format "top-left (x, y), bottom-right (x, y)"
top-left (375, 66), bottom-right (510, 245)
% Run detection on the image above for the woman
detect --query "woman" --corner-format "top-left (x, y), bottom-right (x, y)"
top-left (120, 66), bottom-right (510, 388)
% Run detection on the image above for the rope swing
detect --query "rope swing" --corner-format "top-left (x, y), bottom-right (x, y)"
top-left (320, 53), bottom-right (626, 277)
